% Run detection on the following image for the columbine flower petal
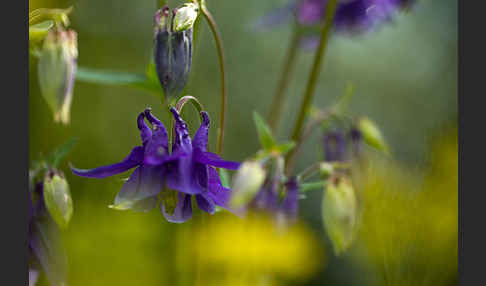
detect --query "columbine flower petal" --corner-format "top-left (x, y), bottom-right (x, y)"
top-left (161, 192), bottom-right (193, 223)
top-left (112, 165), bottom-right (165, 211)
top-left (71, 146), bottom-right (144, 178)
top-left (196, 194), bottom-right (215, 214)
top-left (281, 177), bottom-right (299, 221)
top-left (193, 149), bottom-right (240, 170)
top-left (207, 167), bottom-right (232, 209)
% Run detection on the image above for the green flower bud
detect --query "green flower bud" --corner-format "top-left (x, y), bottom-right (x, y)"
top-left (357, 117), bottom-right (390, 154)
top-left (43, 171), bottom-right (73, 229)
top-left (230, 161), bottom-right (266, 209)
top-left (172, 3), bottom-right (199, 32)
top-left (319, 162), bottom-right (334, 178)
top-left (322, 175), bottom-right (357, 255)
top-left (37, 29), bottom-right (78, 124)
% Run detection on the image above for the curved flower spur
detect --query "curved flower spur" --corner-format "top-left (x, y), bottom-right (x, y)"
top-left (71, 108), bottom-right (240, 223)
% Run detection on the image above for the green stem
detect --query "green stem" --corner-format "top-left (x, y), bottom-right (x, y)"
top-left (201, 4), bottom-right (227, 155)
top-left (285, 0), bottom-right (338, 175)
top-left (300, 181), bottom-right (327, 193)
top-left (267, 26), bottom-right (300, 132)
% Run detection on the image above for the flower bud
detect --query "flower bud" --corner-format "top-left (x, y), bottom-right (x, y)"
top-left (37, 28), bottom-right (78, 124)
top-left (230, 161), bottom-right (266, 209)
top-left (172, 3), bottom-right (199, 32)
top-left (43, 170), bottom-right (73, 229)
top-left (357, 117), bottom-right (390, 154)
top-left (322, 175), bottom-right (357, 255)
top-left (154, 4), bottom-right (197, 98)
top-left (319, 162), bottom-right (334, 178)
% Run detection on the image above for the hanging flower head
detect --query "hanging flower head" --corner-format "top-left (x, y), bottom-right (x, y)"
top-left (71, 108), bottom-right (240, 223)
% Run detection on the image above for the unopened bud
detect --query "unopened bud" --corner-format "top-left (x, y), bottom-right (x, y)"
top-left (319, 162), bottom-right (334, 178)
top-left (37, 28), bottom-right (78, 124)
top-left (154, 4), bottom-right (197, 98)
top-left (357, 117), bottom-right (390, 154)
top-left (172, 3), bottom-right (199, 32)
top-left (322, 175), bottom-right (357, 255)
top-left (230, 161), bottom-right (266, 209)
top-left (43, 171), bottom-right (73, 229)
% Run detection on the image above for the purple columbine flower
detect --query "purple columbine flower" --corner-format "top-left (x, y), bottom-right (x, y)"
top-left (249, 175), bottom-right (300, 223)
top-left (298, 0), bottom-right (414, 33)
top-left (323, 130), bottom-right (348, 162)
top-left (71, 108), bottom-right (239, 223)
top-left (257, 0), bottom-right (415, 47)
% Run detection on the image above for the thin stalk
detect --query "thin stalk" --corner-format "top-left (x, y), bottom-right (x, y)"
top-left (267, 26), bottom-right (300, 132)
top-left (201, 4), bottom-right (227, 155)
top-left (285, 0), bottom-right (338, 175)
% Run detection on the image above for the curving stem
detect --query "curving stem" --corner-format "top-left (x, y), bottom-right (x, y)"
top-left (199, 1), bottom-right (227, 155)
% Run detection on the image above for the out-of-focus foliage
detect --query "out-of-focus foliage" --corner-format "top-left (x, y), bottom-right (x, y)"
top-left (350, 126), bottom-right (457, 286)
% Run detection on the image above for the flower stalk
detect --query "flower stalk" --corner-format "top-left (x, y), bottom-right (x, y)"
top-left (285, 0), bottom-right (338, 175)
top-left (198, 1), bottom-right (227, 155)
top-left (267, 25), bottom-right (301, 132)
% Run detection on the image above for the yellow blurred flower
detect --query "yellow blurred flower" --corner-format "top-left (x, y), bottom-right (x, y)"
top-left (183, 213), bottom-right (324, 285)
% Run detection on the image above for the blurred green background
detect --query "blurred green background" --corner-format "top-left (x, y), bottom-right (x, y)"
top-left (29, 0), bottom-right (457, 285)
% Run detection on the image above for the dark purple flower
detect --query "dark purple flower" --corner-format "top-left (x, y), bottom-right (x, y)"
top-left (71, 108), bottom-right (240, 223)
top-left (163, 108), bottom-right (240, 222)
top-left (323, 130), bottom-right (348, 162)
top-left (258, 0), bottom-right (415, 40)
top-left (298, 0), bottom-right (414, 33)
top-left (249, 175), bottom-right (300, 223)
top-left (71, 110), bottom-right (182, 212)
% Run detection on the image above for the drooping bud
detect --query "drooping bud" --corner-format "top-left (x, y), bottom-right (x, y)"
top-left (357, 117), bottom-right (390, 154)
top-left (37, 28), bottom-right (78, 124)
top-left (154, 3), bottom-right (198, 98)
top-left (43, 170), bottom-right (73, 229)
top-left (322, 175), bottom-right (357, 255)
top-left (230, 161), bottom-right (266, 209)
top-left (323, 130), bottom-right (348, 162)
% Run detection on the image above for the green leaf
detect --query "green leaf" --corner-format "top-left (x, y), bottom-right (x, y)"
top-left (76, 67), bottom-right (163, 94)
top-left (272, 141), bottom-right (295, 155)
top-left (253, 112), bottom-right (276, 150)
top-left (43, 174), bottom-right (73, 229)
top-left (46, 138), bottom-right (77, 168)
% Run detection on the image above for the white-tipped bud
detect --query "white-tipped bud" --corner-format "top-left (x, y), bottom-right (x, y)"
top-left (230, 161), bottom-right (266, 209)
top-left (172, 3), bottom-right (199, 32)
